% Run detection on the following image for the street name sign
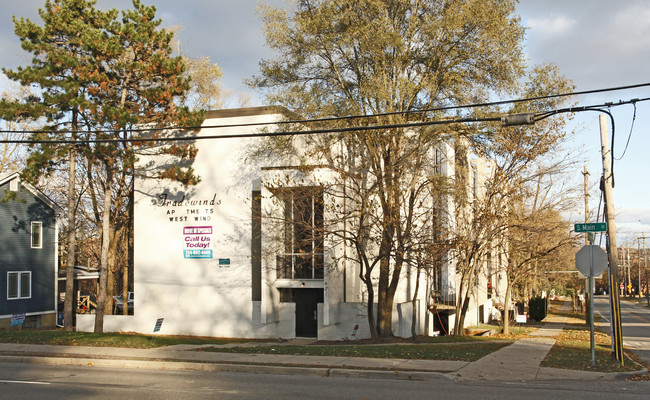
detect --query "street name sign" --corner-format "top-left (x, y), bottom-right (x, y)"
top-left (574, 222), bottom-right (607, 233)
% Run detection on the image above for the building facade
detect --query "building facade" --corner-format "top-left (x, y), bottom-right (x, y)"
top-left (77, 107), bottom-right (505, 339)
top-left (0, 171), bottom-right (59, 329)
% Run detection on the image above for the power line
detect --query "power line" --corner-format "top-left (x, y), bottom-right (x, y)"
top-left (0, 115), bottom-right (501, 144)
top-left (2, 82), bottom-right (650, 137)
top-left (1, 94), bottom-right (649, 145)
top-left (613, 102), bottom-right (637, 161)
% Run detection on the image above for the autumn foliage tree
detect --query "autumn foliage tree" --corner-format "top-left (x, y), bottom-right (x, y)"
top-left (1, 0), bottom-right (120, 331)
top-left (450, 64), bottom-right (575, 334)
top-left (2, 0), bottom-right (203, 332)
top-left (252, 0), bottom-right (530, 338)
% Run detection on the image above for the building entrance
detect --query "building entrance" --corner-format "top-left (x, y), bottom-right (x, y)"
top-left (294, 288), bottom-right (323, 337)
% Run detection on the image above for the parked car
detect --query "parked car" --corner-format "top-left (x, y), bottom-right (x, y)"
top-left (113, 292), bottom-right (134, 314)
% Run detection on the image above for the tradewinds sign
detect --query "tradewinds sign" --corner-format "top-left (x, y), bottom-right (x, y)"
top-left (183, 226), bottom-right (213, 259)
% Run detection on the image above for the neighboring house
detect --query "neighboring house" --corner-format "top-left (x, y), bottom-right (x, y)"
top-left (0, 171), bottom-right (59, 329)
top-left (77, 106), bottom-right (505, 339)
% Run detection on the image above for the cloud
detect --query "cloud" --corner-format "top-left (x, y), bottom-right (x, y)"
top-left (610, 5), bottom-right (650, 54)
top-left (0, 0), bottom-right (280, 102)
top-left (526, 15), bottom-right (576, 39)
top-left (518, 0), bottom-right (650, 90)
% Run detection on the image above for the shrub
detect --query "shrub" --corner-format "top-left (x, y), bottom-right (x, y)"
top-left (528, 296), bottom-right (548, 322)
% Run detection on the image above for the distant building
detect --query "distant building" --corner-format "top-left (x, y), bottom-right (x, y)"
top-left (77, 107), bottom-right (505, 339)
top-left (0, 171), bottom-right (59, 329)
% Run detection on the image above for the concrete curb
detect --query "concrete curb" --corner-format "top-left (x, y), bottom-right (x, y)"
top-left (0, 354), bottom-right (447, 381)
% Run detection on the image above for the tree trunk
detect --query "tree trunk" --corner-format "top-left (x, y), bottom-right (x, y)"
top-left (125, 172), bottom-right (134, 315)
top-left (411, 265), bottom-right (421, 338)
top-left (364, 276), bottom-right (378, 340)
top-left (453, 271), bottom-right (471, 335)
top-left (94, 165), bottom-right (112, 333)
top-left (503, 281), bottom-right (513, 335)
top-left (105, 226), bottom-right (122, 315)
top-left (105, 259), bottom-right (115, 316)
top-left (63, 145), bottom-right (77, 331)
top-left (122, 262), bottom-right (129, 315)
top-left (457, 295), bottom-right (471, 335)
top-left (376, 257), bottom-right (396, 338)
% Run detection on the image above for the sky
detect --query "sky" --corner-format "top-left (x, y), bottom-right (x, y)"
top-left (1, 0), bottom-right (649, 245)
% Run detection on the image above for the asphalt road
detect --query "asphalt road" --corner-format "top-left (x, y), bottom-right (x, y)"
top-left (1, 361), bottom-right (650, 400)
top-left (593, 294), bottom-right (650, 366)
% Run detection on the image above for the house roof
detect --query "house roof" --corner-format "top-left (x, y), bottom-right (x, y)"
top-left (57, 266), bottom-right (99, 281)
top-left (203, 106), bottom-right (294, 120)
top-left (0, 170), bottom-right (62, 212)
top-left (0, 170), bottom-right (19, 184)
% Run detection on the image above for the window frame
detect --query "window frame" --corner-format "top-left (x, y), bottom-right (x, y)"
top-left (276, 186), bottom-right (324, 280)
top-left (31, 221), bottom-right (43, 249)
top-left (7, 271), bottom-right (32, 300)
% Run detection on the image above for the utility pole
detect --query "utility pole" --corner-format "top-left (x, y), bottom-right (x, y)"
top-left (638, 243), bottom-right (642, 299)
top-left (639, 232), bottom-right (650, 307)
top-left (600, 114), bottom-right (624, 366)
top-left (582, 166), bottom-right (590, 321)
top-left (583, 166), bottom-right (590, 245)
top-left (627, 248), bottom-right (632, 297)
top-left (643, 236), bottom-right (650, 307)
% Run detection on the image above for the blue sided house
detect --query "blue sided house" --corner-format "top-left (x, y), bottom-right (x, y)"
top-left (0, 171), bottom-right (59, 329)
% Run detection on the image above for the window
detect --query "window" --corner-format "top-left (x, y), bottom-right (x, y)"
top-left (31, 222), bottom-right (42, 249)
top-left (8, 271), bottom-right (31, 300)
top-left (276, 187), bottom-right (324, 280)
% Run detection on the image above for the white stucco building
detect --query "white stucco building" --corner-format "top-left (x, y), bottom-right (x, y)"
top-left (77, 106), bottom-right (506, 339)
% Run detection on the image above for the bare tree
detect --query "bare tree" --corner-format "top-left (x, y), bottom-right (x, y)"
top-left (252, 0), bottom-right (529, 338)
top-left (449, 64), bottom-right (576, 334)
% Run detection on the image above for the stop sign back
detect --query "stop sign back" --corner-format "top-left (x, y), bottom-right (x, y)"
top-left (575, 245), bottom-right (608, 277)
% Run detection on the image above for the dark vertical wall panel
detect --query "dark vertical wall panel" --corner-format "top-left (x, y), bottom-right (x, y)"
top-left (251, 190), bottom-right (262, 302)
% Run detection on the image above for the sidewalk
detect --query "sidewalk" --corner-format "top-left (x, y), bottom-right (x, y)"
top-left (451, 303), bottom-right (616, 381)
top-left (0, 305), bottom-right (641, 382)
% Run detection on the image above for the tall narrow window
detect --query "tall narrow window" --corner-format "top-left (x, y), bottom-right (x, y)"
top-left (7, 271), bottom-right (31, 300)
top-left (31, 222), bottom-right (42, 249)
top-left (276, 187), bottom-right (324, 280)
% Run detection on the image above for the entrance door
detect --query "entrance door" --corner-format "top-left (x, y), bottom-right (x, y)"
top-left (294, 288), bottom-right (323, 337)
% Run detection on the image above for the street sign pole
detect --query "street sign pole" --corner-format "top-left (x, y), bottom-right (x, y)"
top-left (573, 221), bottom-right (608, 365)
top-left (589, 245), bottom-right (595, 366)
top-left (576, 244), bottom-right (608, 367)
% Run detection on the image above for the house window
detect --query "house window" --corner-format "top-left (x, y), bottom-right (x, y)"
top-left (276, 187), bottom-right (324, 280)
top-left (8, 271), bottom-right (31, 300)
top-left (31, 222), bottom-right (42, 249)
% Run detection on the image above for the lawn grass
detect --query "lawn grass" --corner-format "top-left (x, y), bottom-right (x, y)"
top-left (0, 327), bottom-right (514, 361)
top-left (0, 329), bottom-right (251, 349)
top-left (541, 302), bottom-right (643, 373)
top-left (202, 341), bottom-right (512, 362)
top-left (4, 302), bottom-right (642, 372)
top-left (541, 325), bottom-right (641, 373)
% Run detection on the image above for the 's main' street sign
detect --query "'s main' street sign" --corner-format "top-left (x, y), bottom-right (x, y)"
top-left (574, 222), bottom-right (607, 233)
